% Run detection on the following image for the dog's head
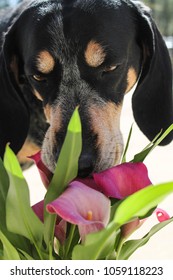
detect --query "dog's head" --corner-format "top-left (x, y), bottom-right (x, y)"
top-left (0, 0), bottom-right (172, 176)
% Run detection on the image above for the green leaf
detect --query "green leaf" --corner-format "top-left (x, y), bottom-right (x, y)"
top-left (110, 200), bottom-right (122, 222)
top-left (121, 124), bottom-right (133, 163)
top-left (68, 106), bottom-right (82, 133)
top-left (0, 230), bottom-right (21, 260)
top-left (18, 249), bottom-right (34, 260)
top-left (117, 217), bottom-right (173, 260)
top-left (0, 158), bottom-right (9, 231)
top-left (72, 222), bottom-right (117, 260)
top-left (0, 228), bottom-right (31, 254)
top-left (45, 107), bottom-right (82, 201)
top-left (44, 108), bottom-right (82, 249)
top-left (132, 124), bottom-right (173, 162)
top-left (0, 153), bottom-right (33, 254)
top-left (4, 146), bottom-right (45, 259)
top-left (114, 182), bottom-right (173, 226)
top-left (4, 145), bottom-right (25, 178)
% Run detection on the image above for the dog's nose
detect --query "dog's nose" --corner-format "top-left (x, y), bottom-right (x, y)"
top-left (78, 154), bottom-right (93, 178)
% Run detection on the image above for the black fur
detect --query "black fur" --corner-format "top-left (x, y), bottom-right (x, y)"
top-left (0, 0), bottom-right (172, 176)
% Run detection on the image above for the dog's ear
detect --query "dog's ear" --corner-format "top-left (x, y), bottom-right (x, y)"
top-left (0, 24), bottom-right (30, 158)
top-left (131, 2), bottom-right (173, 145)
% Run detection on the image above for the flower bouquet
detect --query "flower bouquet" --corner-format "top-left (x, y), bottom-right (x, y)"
top-left (0, 108), bottom-right (173, 260)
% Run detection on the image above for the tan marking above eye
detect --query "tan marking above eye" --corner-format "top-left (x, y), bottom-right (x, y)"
top-left (85, 40), bottom-right (106, 67)
top-left (36, 50), bottom-right (55, 74)
top-left (125, 67), bottom-right (138, 93)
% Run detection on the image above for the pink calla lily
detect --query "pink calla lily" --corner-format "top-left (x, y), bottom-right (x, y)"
top-left (32, 200), bottom-right (44, 222)
top-left (121, 218), bottom-right (146, 238)
top-left (32, 200), bottom-right (67, 244)
top-left (155, 208), bottom-right (170, 222)
top-left (121, 208), bottom-right (171, 239)
top-left (31, 152), bottom-right (153, 242)
top-left (46, 181), bottom-right (110, 242)
top-left (29, 151), bottom-right (53, 188)
top-left (31, 152), bottom-right (152, 201)
top-left (93, 162), bottom-right (152, 199)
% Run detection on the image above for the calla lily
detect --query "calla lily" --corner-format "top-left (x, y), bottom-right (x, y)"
top-left (155, 208), bottom-right (170, 222)
top-left (46, 181), bottom-right (110, 242)
top-left (31, 153), bottom-right (152, 242)
top-left (32, 200), bottom-right (67, 244)
top-left (29, 151), bottom-right (53, 188)
top-left (121, 208), bottom-right (171, 239)
top-left (31, 152), bottom-right (152, 201)
top-left (121, 218), bottom-right (146, 239)
top-left (32, 200), bottom-right (44, 222)
top-left (93, 162), bottom-right (152, 199)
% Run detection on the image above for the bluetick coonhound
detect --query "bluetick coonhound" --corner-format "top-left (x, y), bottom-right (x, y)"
top-left (0, 0), bottom-right (172, 177)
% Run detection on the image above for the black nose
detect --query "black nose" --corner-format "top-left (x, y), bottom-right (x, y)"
top-left (78, 154), bottom-right (93, 178)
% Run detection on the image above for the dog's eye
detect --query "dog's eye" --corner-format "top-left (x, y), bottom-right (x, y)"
top-left (32, 74), bottom-right (46, 82)
top-left (103, 65), bottom-right (117, 73)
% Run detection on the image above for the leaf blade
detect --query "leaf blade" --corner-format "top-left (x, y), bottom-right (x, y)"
top-left (117, 217), bottom-right (173, 260)
top-left (4, 146), bottom-right (45, 259)
top-left (0, 230), bottom-right (21, 260)
top-left (72, 222), bottom-right (117, 260)
top-left (114, 182), bottom-right (173, 226)
top-left (44, 108), bottom-right (82, 249)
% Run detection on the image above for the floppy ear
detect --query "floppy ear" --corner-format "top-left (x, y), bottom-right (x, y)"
top-left (0, 26), bottom-right (30, 158)
top-left (131, 3), bottom-right (173, 145)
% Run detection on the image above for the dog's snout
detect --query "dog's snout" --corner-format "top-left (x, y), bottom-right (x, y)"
top-left (78, 154), bottom-right (94, 178)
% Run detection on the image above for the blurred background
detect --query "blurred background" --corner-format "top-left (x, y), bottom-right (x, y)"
top-left (0, 0), bottom-right (173, 259)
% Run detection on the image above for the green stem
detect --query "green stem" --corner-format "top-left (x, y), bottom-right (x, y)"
top-left (64, 224), bottom-right (76, 259)
top-left (116, 237), bottom-right (125, 260)
top-left (33, 240), bottom-right (44, 260)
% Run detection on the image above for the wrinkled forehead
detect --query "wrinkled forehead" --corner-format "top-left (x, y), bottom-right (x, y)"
top-left (22, 0), bottom-right (135, 62)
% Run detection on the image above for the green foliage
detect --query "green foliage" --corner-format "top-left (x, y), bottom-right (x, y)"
top-left (0, 108), bottom-right (173, 260)
top-left (43, 107), bottom-right (82, 253)
top-left (117, 217), bottom-right (173, 260)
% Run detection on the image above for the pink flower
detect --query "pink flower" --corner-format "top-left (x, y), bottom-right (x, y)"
top-left (29, 152), bottom-right (53, 188)
top-left (155, 208), bottom-right (170, 222)
top-left (31, 153), bottom-right (153, 242)
top-left (31, 152), bottom-right (152, 201)
top-left (32, 200), bottom-right (44, 222)
top-left (32, 200), bottom-right (67, 244)
top-left (93, 162), bottom-right (152, 199)
top-left (46, 181), bottom-right (110, 242)
top-left (121, 218), bottom-right (146, 238)
top-left (121, 208), bottom-right (171, 239)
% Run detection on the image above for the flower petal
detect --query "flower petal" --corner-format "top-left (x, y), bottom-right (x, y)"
top-left (55, 220), bottom-right (67, 245)
top-left (29, 151), bottom-right (53, 188)
top-left (46, 181), bottom-right (110, 241)
top-left (32, 200), bottom-right (44, 222)
top-left (121, 218), bottom-right (146, 238)
top-left (78, 223), bottom-right (105, 242)
top-left (93, 162), bottom-right (152, 199)
top-left (32, 200), bottom-right (66, 244)
top-left (76, 177), bottom-right (100, 191)
top-left (155, 208), bottom-right (170, 222)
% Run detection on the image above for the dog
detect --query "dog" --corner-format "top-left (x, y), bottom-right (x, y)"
top-left (0, 0), bottom-right (173, 177)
